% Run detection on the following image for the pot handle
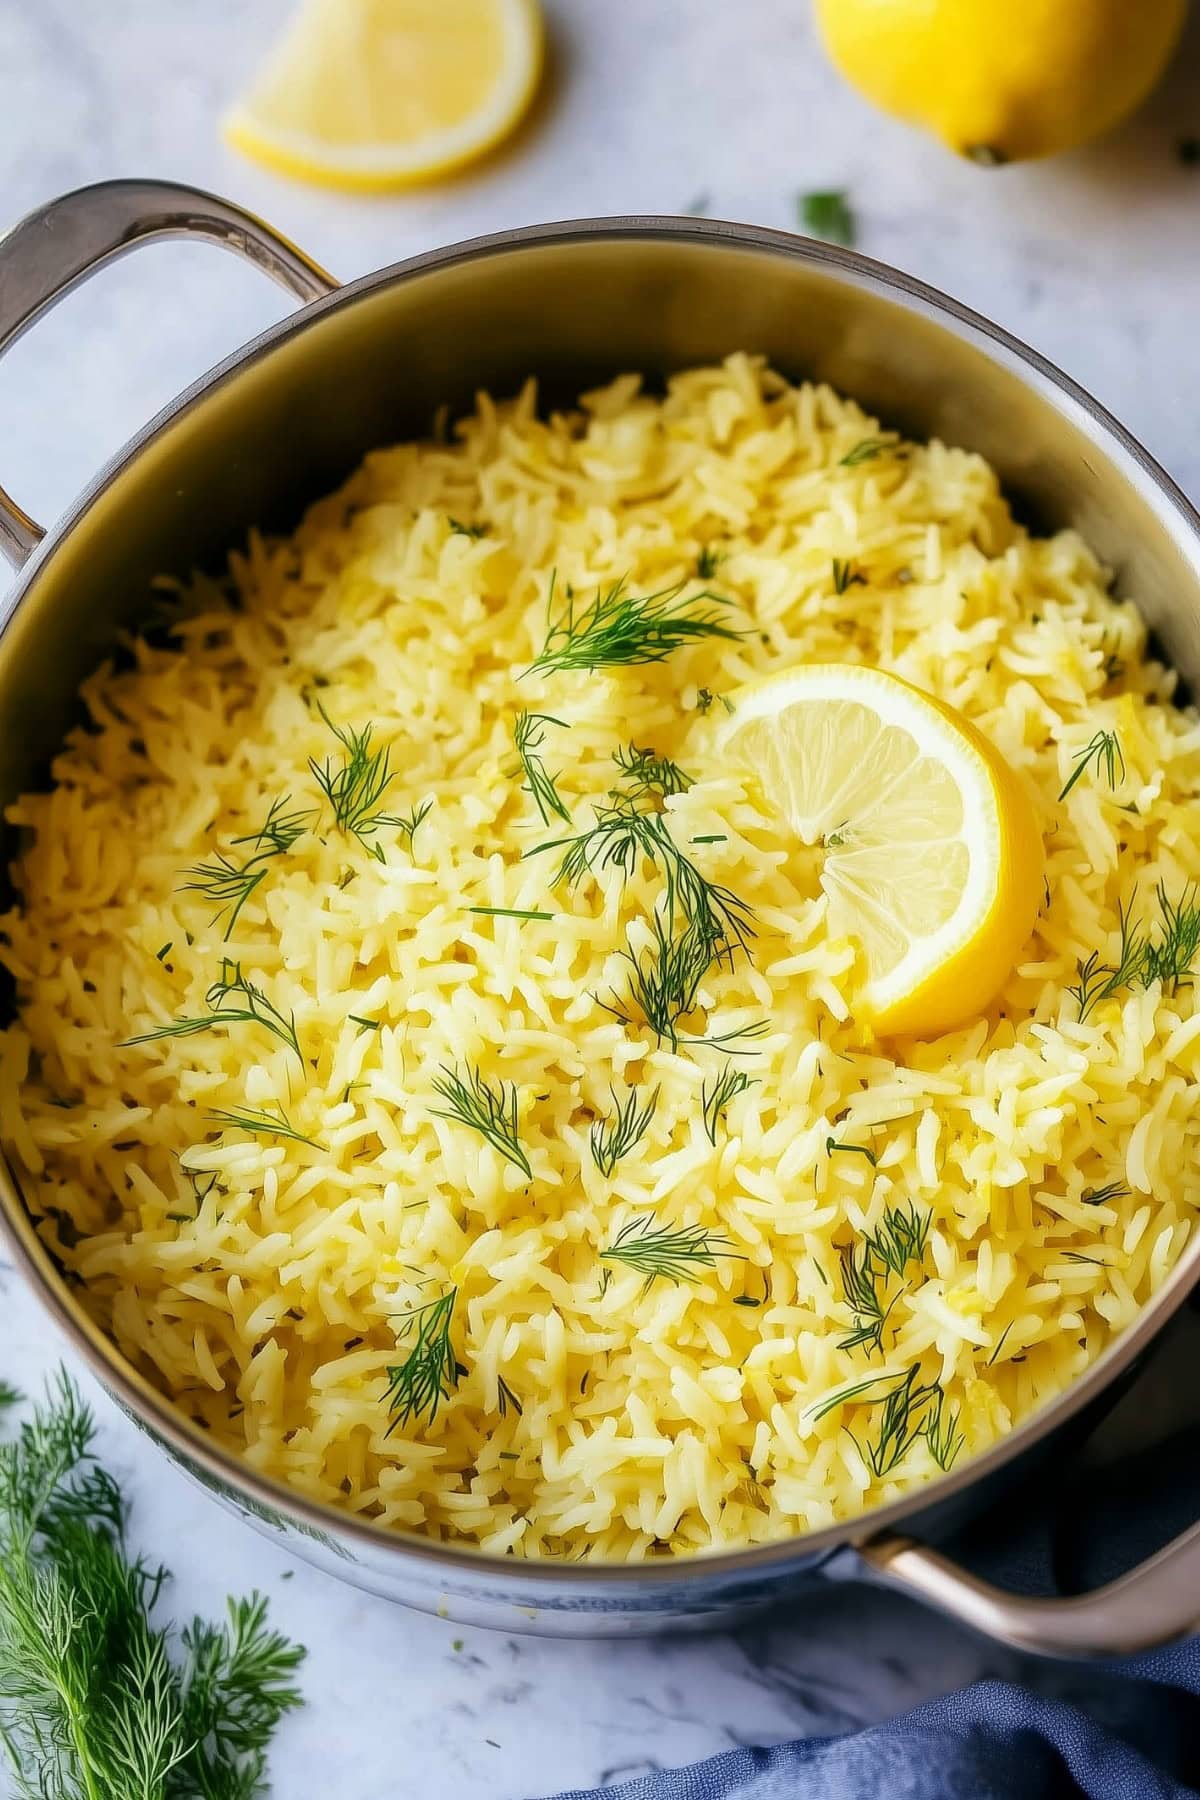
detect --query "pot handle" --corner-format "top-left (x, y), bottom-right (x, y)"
top-left (0, 178), bottom-right (336, 569)
top-left (858, 1517), bottom-right (1200, 1658)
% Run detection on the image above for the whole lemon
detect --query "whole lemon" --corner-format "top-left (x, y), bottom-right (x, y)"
top-left (813, 0), bottom-right (1185, 162)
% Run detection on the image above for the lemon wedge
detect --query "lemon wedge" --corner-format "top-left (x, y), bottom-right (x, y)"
top-left (224, 0), bottom-right (543, 191)
top-left (716, 665), bottom-right (1044, 1037)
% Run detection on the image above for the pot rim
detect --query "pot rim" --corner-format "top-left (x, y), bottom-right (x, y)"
top-left (5, 211), bottom-right (1200, 1591)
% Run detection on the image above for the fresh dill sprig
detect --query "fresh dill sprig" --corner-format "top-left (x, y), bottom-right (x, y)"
top-left (122, 958), bottom-right (301, 1061)
top-left (384, 1290), bottom-right (459, 1429)
top-left (1070, 884), bottom-right (1200, 1019)
top-left (179, 852), bottom-right (268, 939)
top-left (512, 711), bottom-right (572, 825)
top-left (430, 1064), bottom-right (532, 1177)
top-left (231, 793), bottom-right (315, 856)
top-left (831, 558), bottom-right (866, 595)
top-left (590, 1085), bottom-right (660, 1177)
top-left (840, 436), bottom-right (892, 468)
top-left (1081, 1179), bottom-right (1130, 1206)
top-left (0, 1370), bottom-right (304, 1800)
top-left (525, 574), bottom-right (743, 675)
top-left (837, 1239), bottom-right (893, 1356)
top-left (701, 1067), bottom-right (755, 1145)
top-left (798, 189), bottom-right (856, 247)
top-left (836, 1203), bottom-right (931, 1355)
top-left (612, 743), bottom-right (695, 800)
top-left (600, 1216), bottom-right (740, 1292)
top-left (601, 913), bottom-right (767, 1055)
top-left (207, 1104), bottom-right (320, 1148)
top-left (1058, 728), bottom-right (1126, 801)
top-left (922, 1389), bottom-right (965, 1472)
top-left (869, 1199), bottom-right (932, 1279)
top-left (535, 800), bottom-right (754, 960)
top-left (181, 794), bottom-right (313, 939)
top-left (826, 1137), bottom-right (878, 1167)
top-left (821, 1364), bottom-right (945, 1478)
top-left (309, 702), bottom-right (422, 855)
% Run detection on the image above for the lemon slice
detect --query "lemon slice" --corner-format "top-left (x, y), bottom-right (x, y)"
top-left (224, 0), bottom-right (543, 191)
top-left (716, 665), bottom-right (1044, 1037)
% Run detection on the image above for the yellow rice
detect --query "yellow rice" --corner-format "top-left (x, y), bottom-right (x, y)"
top-left (3, 353), bottom-right (1200, 1559)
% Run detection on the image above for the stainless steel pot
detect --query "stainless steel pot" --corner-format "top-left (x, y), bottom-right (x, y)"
top-left (2, 178), bottom-right (1199, 1654)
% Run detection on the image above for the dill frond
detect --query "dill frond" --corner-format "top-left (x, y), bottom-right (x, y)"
top-left (309, 702), bottom-right (424, 854)
top-left (231, 793), bottom-right (315, 855)
top-left (512, 711), bottom-right (572, 825)
top-left (923, 1390), bottom-right (965, 1472)
top-left (525, 574), bottom-right (743, 675)
top-left (207, 1104), bottom-right (320, 1147)
top-left (1058, 728), bottom-right (1125, 801)
top-left (831, 558), bottom-right (865, 595)
top-left (837, 1240), bottom-right (893, 1356)
top-left (696, 545), bottom-right (724, 579)
top-left (612, 743), bottom-right (695, 800)
top-left (600, 1216), bottom-right (740, 1292)
top-left (122, 958), bottom-right (301, 1061)
top-left (700, 1067), bottom-right (755, 1145)
top-left (384, 1290), bottom-right (459, 1429)
top-left (448, 518), bottom-right (487, 538)
top-left (1070, 884), bottom-right (1200, 1019)
top-left (590, 1085), bottom-right (659, 1177)
top-left (179, 852), bottom-right (268, 938)
top-left (430, 1065), bottom-right (532, 1176)
top-left (869, 1199), bottom-right (932, 1279)
top-left (0, 1372), bottom-right (303, 1800)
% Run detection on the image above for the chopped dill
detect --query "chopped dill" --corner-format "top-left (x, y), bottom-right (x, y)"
top-left (798, 189), bottom-right (856, 247)
top-left (826, 1137), bottom-right (877, 1167)
top-left (430, 1064), bottom-right (532, 1176)
top-left (309, 702), bottom-right (423, 853)
top-left (207, 1104), bottom-right (320, 1147)
top-left (525, 573), bottom-right (743, 675)
top-left (923, 1390), bottom-right (965, 1472)
top-left (692, 834), bottom-right (726, 844)
top-left (612, 743), bottom-right (695, 799)
top-left (590, 1085), bottom-right (660, 1177)
top-left (349, 1014), bottom-right (380, 1033)
top-left (468, 905), bottom-right (554, 922)
top-left (448, 518), bottom-right (487, 538)
top-left (697, 545), bottom-right (724, 579)
top-left (831, 558), bottom-right (866, 595)
top-left (122, 957), bottom-right (301, 1061)
top-left (512, 710), bottom-right (572, 825)
top-left (385, 1289), bottom-right (459, 1429)
top-left (1081, 1178), bottom-right (1130, 1206)
top-left (701, 1067), bottom-right (755, 1145)
top-left (600, 1216), bottom-right (740, 1292)
top-left (1058, 728), bottom-right (1125, 801)
top-left (696, 689), bottom-right (733, 717)
top-left (497, 1375), bottom-right (523, 1418)
top-left (985, 1322), bottom-right (1014, 1366)
top-left (840, 436), bottom-right (892, 468)
top-left (156, 942), bottom-right (172, 961)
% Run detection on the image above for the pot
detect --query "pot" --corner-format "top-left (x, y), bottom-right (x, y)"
top-left (1, 178), bottom-right (1198, 1653)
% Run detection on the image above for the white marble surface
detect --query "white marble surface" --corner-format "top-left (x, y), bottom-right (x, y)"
top-left (2, 2), bottom-right (1200, 1794)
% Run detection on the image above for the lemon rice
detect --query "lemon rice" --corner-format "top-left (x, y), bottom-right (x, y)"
top-left (2, 355), bottom-right (1200, 1559)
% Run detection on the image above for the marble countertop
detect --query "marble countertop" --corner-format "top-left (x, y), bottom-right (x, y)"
top-left (2, 2), bottom-right (1200, 1793)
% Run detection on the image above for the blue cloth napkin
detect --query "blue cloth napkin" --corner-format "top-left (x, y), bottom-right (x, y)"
top-left (552, 1392), bottom-right (1200, 1799)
